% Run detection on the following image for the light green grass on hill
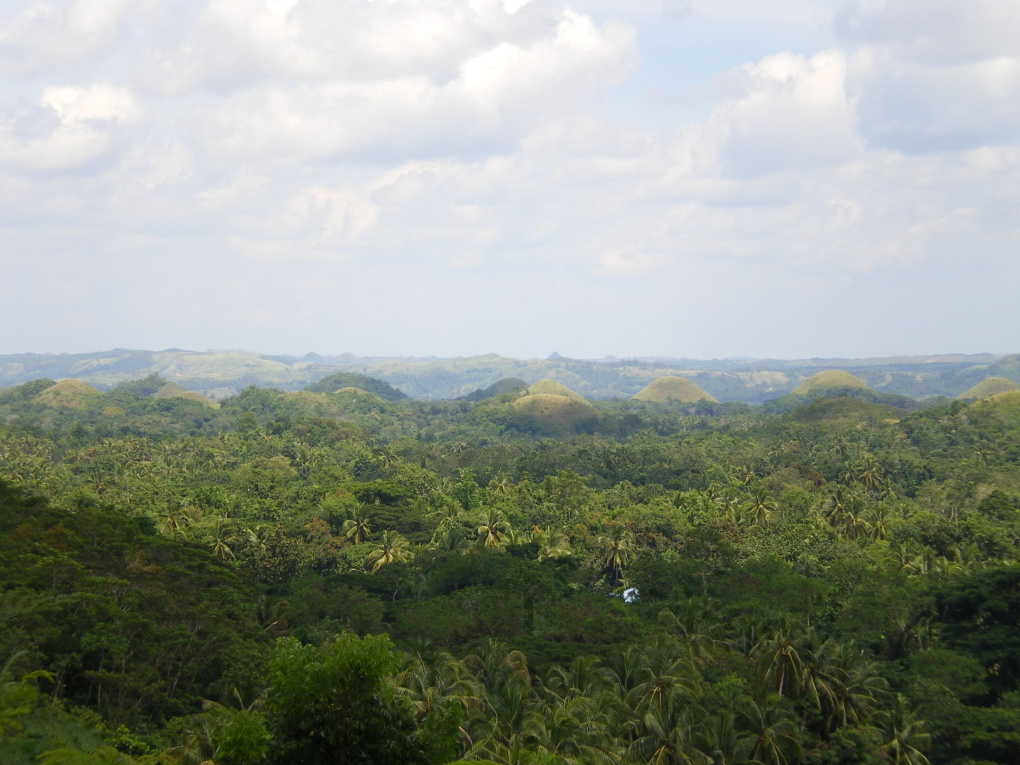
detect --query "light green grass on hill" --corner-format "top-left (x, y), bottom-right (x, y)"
top-left (525, 380), bottom-right (586, 401)
top-left (513, 393), bottom-right (597, 430)
top-left (957, 376), bottom-right (1020, 400)
top-left (153, 381), bottom-right (221, 408)
top-left (632, 376), bottom-right (717, 403)
top-left (972, 390), bottom-right (1020, 419)
top-left (34, 379), bottom-right (102, 409)
top-left (792, 370), bottom-right (870, 396)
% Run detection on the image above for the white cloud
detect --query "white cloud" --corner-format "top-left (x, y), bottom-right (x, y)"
top-left (2, 0), bottom-right (1019, 357)
top-left (0, 0), bottom-right (137, 74)
top-left (174, 6), bottom-right (636, 164)
top-left (837, 0), bottom-right (1020, 151)
top-left (0, 82), bottom-right (143, 171)
top-left (700, 49), bottom-right (861, 177)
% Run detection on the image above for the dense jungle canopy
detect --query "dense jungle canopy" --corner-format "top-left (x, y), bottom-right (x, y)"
top-left (1, 372), bottom-right (1019, 764)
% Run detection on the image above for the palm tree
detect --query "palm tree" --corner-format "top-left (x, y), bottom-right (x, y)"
top-left (752, 619), bottom-right (806, 698)
top-left (878, 694), bottom-right (931, 765)
top-left (365, 530), bottom-right (412, 571)
top-left (207, 516), bottom-right (237, 561)
top-left (864, 504), bottom-right (892, 541)
top-left (477, 508), bottom-right (512, 549)
top-left (852, 455), bottom-right (884, 491)
top-left (624, 685), bottom-right (712, 765)
top-left (622, 639), bottom-right (701, 716)
top-left (488, 474), bottom-right (515, 499)
top-left (342, 504), bottom-right (373, 544)
top-left (659, 598), bottom-right (722, 661)
top-left (711, 487), bottom-right (742, 524)
top-left (740, 695), bottom-right (801, 765)
top-left (597, 524), bottom-right (635, 584)
top-left (157, 504), bottom-right (195, 537)
top-left (544, 655), bottom-right (615, 702)
top-left (397, 649), bottom-right (482, 754)
top-left (745, 490), bottom-right (776, 528)
top-left (532, 526), bottom-right (573, 561)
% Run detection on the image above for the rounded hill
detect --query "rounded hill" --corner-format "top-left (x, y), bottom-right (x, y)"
top-left (153, 381), bottom-right (220, 408)
top-left (463, 378), bottom-right (529, 402)
top-left (525, 380), bottom-right (586, 401)
top-left (305, 372), bottom-right (407, 401)
top-left (34, 379), bottom-right (102, 409)
top-left (513, 393), bottom-right (597, 431)
top-left (957, 376), bottom-right (1020, 400)
top-left (632, 376), bottom-right (717, 404)
top-left (792, 370), bottom-right (870, 396)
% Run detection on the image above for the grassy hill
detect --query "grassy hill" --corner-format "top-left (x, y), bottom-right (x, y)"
top-left (153, 381), bottom-right (220, 409)
top-left (463, 378), bottom-right (529, 402)
top-left (525, 380), bottom-right (587, 401)
top-left (632, 376), bottom-right (717, 404)
top-left (957, 377), bottom-right (1020, 400)
top-left (305, 372), bottom-right (408, 401)
top-left (34, 379), bottom-right (102, 409)
top-left (512, 394), bottom-right (598, 433)
top-left (792, 370), bottom-right (870, 396)
top-left (1, 350), bottom-right (1016, 402)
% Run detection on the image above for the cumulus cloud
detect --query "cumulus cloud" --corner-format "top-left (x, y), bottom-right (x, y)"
top-left (2, 0), bottom-right (1018, 356)
top-left (0, 82), bottom-right (143, 172)
top-left (0, 0), bottom-right (138, 74)
top-left (837, 0), bottom-right (1020, 151)
top-left (699, 49), bottom-right (861, 177)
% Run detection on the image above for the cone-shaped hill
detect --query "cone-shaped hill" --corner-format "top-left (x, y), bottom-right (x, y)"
top-left (513, 393), bottom-right (598, 432)
top-left (525, 380), bottom-right (586, 401)
top-left (971, 389), bottom-right (1020, 417)
top-left (34, 379), bottom-right (102, 409)
top-left (305, 372), bottom-right (407, 401)
top-left (632, 376), bottom-right (717, 404)
top-left (463, 378), bottom-right (529, 402)
top-left (957, 377), bottom-right (1020, 400)
top-left (153, 381), bottom-right (220, 408)
top-left (792, 370), bottom-right (870, 396)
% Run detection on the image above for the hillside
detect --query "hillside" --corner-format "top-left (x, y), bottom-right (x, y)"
top-left (632, 376), bottom-right (717, 404)
top-left (1, 349), bottom-right (1016, 402)
top-left (957, 376), bottom-right (1020, 400)
top-left (791, 370), bottom-right (870, 395)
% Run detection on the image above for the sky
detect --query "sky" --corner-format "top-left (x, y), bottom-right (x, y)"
top-left (2, 0), bottom-right (1019, 360)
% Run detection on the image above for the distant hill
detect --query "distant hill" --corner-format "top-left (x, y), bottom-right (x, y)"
top-left (792, 370), bottom-right (870, 396)
top-left (304, 372), bottom-right (408, 401)
top-left (462, 378), bottom-right (529, 402)
top-left (525, 380), bottom-right (587, 401)
top-left (0, 349), bottom-right (1014, 402)
top-left (512, 393), bottom-right (598, 433)
top-left (153, 381), bottom-right (220, 409)
top-left (35, 379), bottom-right (102, 409)
top-left (632, 376), bottom-right (717, 404)
top-left (957, 376), bottom-right (1020, 400)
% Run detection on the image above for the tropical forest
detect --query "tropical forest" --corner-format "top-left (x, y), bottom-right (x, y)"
top-left (2, 357), bottom-right (1020, 765)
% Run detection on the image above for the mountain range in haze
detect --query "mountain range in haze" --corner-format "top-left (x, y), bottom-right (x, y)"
top-left (2, 349), bottom-right (1017, 403)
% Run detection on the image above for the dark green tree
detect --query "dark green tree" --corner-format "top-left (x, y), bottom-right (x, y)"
top-left (264, 634), bottom-right (430, 765)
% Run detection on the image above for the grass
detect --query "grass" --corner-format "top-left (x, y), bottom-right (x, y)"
top-left (631, 376), bottom-right (717, 404)
top-left (513, 393), bottom-right (597, 430)
top-left (152, 381), bottom-right (220, 408)
top-left (957, 376), bottom-right (1020, 400)
top-left (34, 380), bottom-right (102, 409)
top-left (525, 380), bottom-right (587, 401)
top-left (792, 370), bottom-right (870, 395)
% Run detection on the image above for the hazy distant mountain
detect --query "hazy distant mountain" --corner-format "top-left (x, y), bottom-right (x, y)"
top-left (0, 349), bottom-right (1012, 402)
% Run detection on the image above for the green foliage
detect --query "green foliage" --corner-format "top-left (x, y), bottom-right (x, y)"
top-left (265, 634), bottom-right (428, 765)
top-left (305, 372), bottom-right (408, 400)
top-left (4, 376), bottom-right (1020, 763)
